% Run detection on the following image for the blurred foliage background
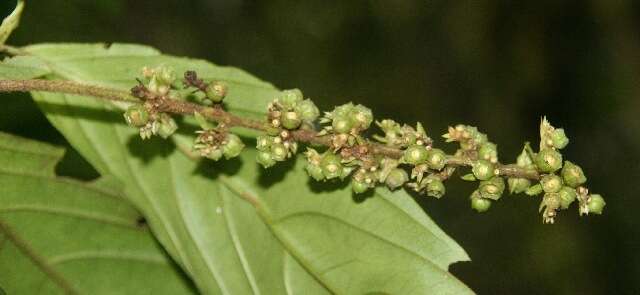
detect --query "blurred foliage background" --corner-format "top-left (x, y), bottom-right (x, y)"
top-left (1, 1), bottom-right (638, 294)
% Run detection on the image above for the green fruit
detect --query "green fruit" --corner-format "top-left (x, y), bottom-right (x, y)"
top-left (479, 177), bottom-right (505, 200)
top-left (558, 186), bottom-right (577, 209)
top-left (470, 192), bottom-right (491, 213)
top-left (124, 105), bottom-right (150, 127)
top-left (525, 183), bottom-right (543, 196)
top-left (535, 148), bottom-right (563, 173)
top-left (256, 150), bottom-right (276, 168)
top-left (472, 160), bottom-right (495, 181)
top-left (561, 161), bottom-right (587, 188)
top-left (270, 143), bottom-right (288, 161)
top-left (294, 99), bottom-right (320, 122)
top-left (280, 89), bottom-right (303, 109)
top-left (508, 178), bottom-right (531, 194)
top-left (425, 148), bottom-right (446, 170)
top-left (540, 174), bottom-right (563, 193)
top-left (551, 128), bottom-right (569, 149)
top-left (205, 148), bottom-right (223, 161)
top-left (425, 177), bottom-right (446, 198)
top-left (222, 134), bottom-right (244, 159)
top-left (332, 116), bottom-right (353, 133)
top-left (478, 142), bottom-right (498, 162)
top-left (256, 135), bottom-right (272, 151)
top-left (205, 81), bottom-right (227, 103)
top-left (281, 111), bottom-right (302, 129)
top-left (350, 104), bottom-right (373, 129)
top-left (587, 194), bottom-right (606, 214)
top-left (403, 145), bottom-right (428, 165)
top-left (157, 115), bottom-right (178, 138)
top-left (352, 180), bottom-right (371, 194)
top-left (305, 164), bottom-right (325, 181)
top-left (385, 168), bottom-right (408, 190)
top-left (321, 153), bottom-right (343, 179)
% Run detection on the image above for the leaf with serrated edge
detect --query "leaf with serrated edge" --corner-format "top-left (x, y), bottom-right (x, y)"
top-left (5, 43), bottom-right (472, 294)
top-left (0, 132), bottom-right (196, 295)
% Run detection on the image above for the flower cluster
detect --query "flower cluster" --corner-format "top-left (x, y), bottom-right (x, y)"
top-left (122, 67), bottom-right (606, 224)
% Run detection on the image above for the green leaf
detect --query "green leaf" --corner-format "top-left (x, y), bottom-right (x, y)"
top-left (0, 0), bottom-right (24, 45)
top-left (0, 132), bottom-right (196, 295)
top-left (7, 43), bottom-right (472, 294)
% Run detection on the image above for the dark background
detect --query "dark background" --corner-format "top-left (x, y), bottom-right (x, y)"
top-left (1, 1), bottom-right (639, 294)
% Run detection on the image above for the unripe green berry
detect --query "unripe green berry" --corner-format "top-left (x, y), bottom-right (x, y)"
top-left (385, 168), bottom-right (408, 190)
top-left (256, 150), bottom-right (276, 168)
top-left (425, 148), bottom-right (446, 170)
top-left (294, 99), bottom-right (320, 122)
top-left (157, 116), bottom-right (178, 138)
top-left (124, 105), bottom-right (150, 127)
top-left (222, 134), bottom-right (244, 159)
top-left (472, 160), bottom-right (495, 181)
top-left (205, 81), bottom-right (227, 103)
top-left (305, 164), bottom-right (325, 181)
top-left (587, 194), bottom-right (605, 214)
top-left (561, 160), bottom-right (587, 188)
top-left (425, 177), bottom-right (446, 198)
top-left (403, 145), bottom-right (428, 165)
top-left (508, 178), bottom-right (531, 194)
top-left (470, 191), bottom-right (491, 213)
top-left (478, 142), bottom-right (498, 163)
top-left (551, 128), bottom-right (569, 149)
top-left (541, 174), bottom-right (563, 193)
top-left (270, 143), bottom-right (288, 161)
top-left (332, 117), bottom-right (353, 134)
top-left (321, 153), bottom-right (343, 179)
top-left (479, 177), bottom-right (505, 200)
top-left (525, 183), bottom-right (543, 196)
top-left (280, 89), bottom-right (303, 109)
top-left (558, 186), bottom-right (577, 209)
top-left (350, 104), bottom-right (373, 129)
top-left (352, 179), bottom-right (371, 194)
top-left (281, 111), bottom-right (302, 129)
top-left (535, 148), bottom-right (563, 173)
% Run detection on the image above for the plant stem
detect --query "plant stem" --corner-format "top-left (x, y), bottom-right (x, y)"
top-left (0, 78), bottom-right (540, 180)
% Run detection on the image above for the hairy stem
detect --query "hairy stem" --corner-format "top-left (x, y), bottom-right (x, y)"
top-left (0, 78), bottom-right (540, 180)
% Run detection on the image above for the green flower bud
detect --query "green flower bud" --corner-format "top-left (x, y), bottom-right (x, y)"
top-left (479, 177), bottom-right (505, 200)
top-left (280, 89), bottom-right (303, 109)
top-left (124, 105), bottom-right (150, 127)
top-left (587, 194), bottom-right (605, 214)
top-left (534, 148), bottom-right (563, 173)
top-left (157, 115), bottom-right (178, 138)
top-left (385, 168), bottom-right (408, 190)
top-left (332, 116), bottom-right (353, 134)
top-left (256, 135), bottom-right (272, 151)
top-left (256, 150), bottom-right (276, 168)
top-left (470, 191), bottom-right (491, 212)
top-left (156, 66), bottom-right (176, 85)
top-left (305, 164), bottom-right (325, 181)
top-left (294, 99), bottom-right (320, 122)
top-left (321, 153), bottom-right (343, 179)
top-left (270, 143), bottom-right (288, 161)
top-left (525, 183), bottom-right (543, 196)
top-left (205, 148), bottom-right (223, 161)
top-left (508, 178), bottom-right (531, 194)
top-left (403, 145), bottom-right (428, 165)
top-left (541, 174), bottom-right (563, 193)
top-left (551, 128), bottom-right (569, 149)
top-left (281, 111), bottom-right (302, 130)
top-left (205, 81), bottom-right (227, 103)
top-left (558, 186), bottom-right (577, 209)
top-left (352, 179), bottom-right (371, 194)
top-left (561, 160), bottom-right (587, 188)
top-left (425, 177), bottom-right (446, 198)
top-left (350, 104), bottom-right (373, 129)
top-left (425, 148), bottom-right (446, 170)
top-left (478, 142), bottom-right (498, 163)
top-left (222, 134), bottom-right (244, 159)
top-left (472, 160), bottom-right (495, 181)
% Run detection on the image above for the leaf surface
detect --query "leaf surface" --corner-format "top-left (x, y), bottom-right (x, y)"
top-left (0, 132), bottom-right (196, 295)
